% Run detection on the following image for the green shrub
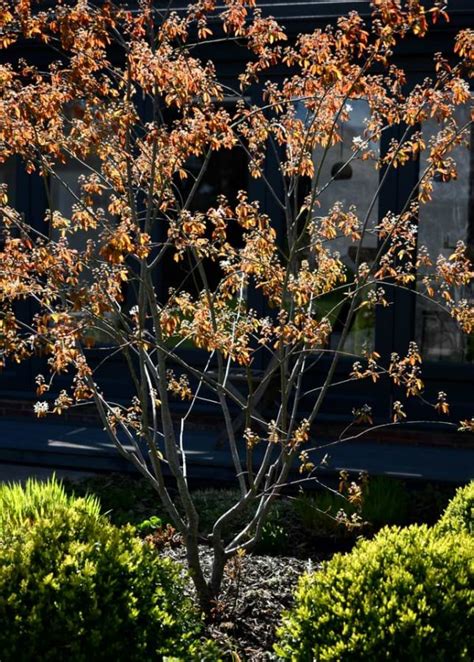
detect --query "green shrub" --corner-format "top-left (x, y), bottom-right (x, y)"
top-left (360, 476), bottom-right (409, 527)
top-left (256, 502), bottom-right (292, 554)
top-left (0, 478), bottom-right (216, 661)
top-left (275, 525), bottom-right (474, 661)
top-left (63, 473), bottom-right (162, 527)
top-left (0, 476), bottom-right (103, 539)
top-left (190, 488), bottom-right (293, 553)
top-left (294, 490), bottom-right (357, 536)
top-left (136, 514), bottom-right (164, 535)
top-left (294, 477), bottom-right (409, 539)
top-left (190, 488), bottom-right (249, 536)
top-left (436, 481), bottom-right (474, 535)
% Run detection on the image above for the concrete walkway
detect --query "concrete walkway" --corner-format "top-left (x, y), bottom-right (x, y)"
top-left (0, 417), bottom-right (473, 484)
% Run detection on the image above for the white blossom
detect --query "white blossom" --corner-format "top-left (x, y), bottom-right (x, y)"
top-left (34, 401), bottom-right (49, 418)
top-left (352, 135), bottom-right (365, 149)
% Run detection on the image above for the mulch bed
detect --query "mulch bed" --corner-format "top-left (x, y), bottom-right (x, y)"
top-left (164, 545), bottom-right (318, 660)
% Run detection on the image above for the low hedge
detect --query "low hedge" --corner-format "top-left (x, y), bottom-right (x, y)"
top-left (436, 481), bottom-right (474, 535)
top-left (0, 478), bottom-right (217, 661)
top-left (275, 525), bottom-right (474, 661)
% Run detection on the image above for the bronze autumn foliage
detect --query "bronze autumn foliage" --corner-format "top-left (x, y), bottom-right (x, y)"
top-left (0, 0), bottom-right (473, 607)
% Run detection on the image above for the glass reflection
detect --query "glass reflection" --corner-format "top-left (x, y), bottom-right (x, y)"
top-left (310, 100), bottom-right (380, 355)
top-left (416, 105), bottom-right (474, 363)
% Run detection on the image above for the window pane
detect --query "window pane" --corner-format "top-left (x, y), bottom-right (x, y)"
top-left (0, 160), bottom-right (15, 237)
top-left (163, 144), bottom-right (248, 296)
top-left (311, 100), bottom-right (380, 355)
top-left (49, 162), bottom-right (119, 345)
top-left (416, 105), bottom-right (474, 363)
top-left (49, 160), bottom-right (113, 261)
top-left (49, 163), bottom-right (94, 251)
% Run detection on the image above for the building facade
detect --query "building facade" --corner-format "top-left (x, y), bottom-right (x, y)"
top-left (0, 0), bottom-right (473, 433)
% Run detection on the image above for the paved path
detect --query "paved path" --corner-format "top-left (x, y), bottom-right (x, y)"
top-left (0, 417), bottom-right (473, 484)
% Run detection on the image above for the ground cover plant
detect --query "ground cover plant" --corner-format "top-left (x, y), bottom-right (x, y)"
top-left (66, 471), bottom-right (457, 556)
top-left (0, 478), bottom-right (217, 660)
top-left (0, 0), bottom-right (473, 609)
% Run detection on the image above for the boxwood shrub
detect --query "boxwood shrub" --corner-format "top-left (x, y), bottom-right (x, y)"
top-left (275, 525), bottom-right (474, 661)
top-left (436, 481), bottom-right (474, 535)
top-left (0, 478), bottom-right (217, 661)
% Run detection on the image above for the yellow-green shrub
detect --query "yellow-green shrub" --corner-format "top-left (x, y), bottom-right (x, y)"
top-left (436, 481), bottom-right (474, 535)
top-left (275, 525), bottom-right (474, 661)
top-left (0, 479), bottom-right (216, 661)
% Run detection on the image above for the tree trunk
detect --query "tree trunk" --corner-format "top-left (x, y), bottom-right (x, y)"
top-left (185, 536), bottom-right (228, 615)
top-left (185, 535), bottom-right (214, 613)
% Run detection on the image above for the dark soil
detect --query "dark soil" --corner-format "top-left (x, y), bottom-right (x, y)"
top-left (165, 545), bottom-right (317, 660)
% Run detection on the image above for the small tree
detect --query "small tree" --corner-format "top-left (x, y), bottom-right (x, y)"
top-left (0, 0), bottom-right (472, 610)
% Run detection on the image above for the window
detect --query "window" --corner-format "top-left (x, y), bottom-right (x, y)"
top-left (310, 99), bottom-right (380, 355)
top-left (161, 134), bottom-right (248, 296)
top-left (0, 160), bottom-right (16, 238)
top-left (49, 160), bottom-right (121, 346)
top-left (415, 104), bottom-right (474, 363)
top-left (49, 161), bottom-right (99, 252)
